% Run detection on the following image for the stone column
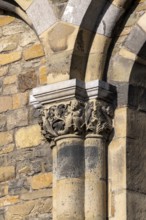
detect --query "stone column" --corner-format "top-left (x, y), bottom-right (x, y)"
top-left (40, 100), bottom-right (85, 220)
top-left (30, 80), bottom-right (86, 220)
top-left (30, 79), bottom-right (116, 220)
top-left (84, 99), bottom-right (114, 220)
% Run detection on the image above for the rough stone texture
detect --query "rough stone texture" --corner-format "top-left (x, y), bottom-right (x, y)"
top-left (0, 51), bottom-right (22, 66)
top-left (0, 166), bottom-right (15, 182)
top-left (0, 1), bottom-right (146, 219)
top-left (30, 172), bottom-right (52, 189)
top-left (0, 13), bottom-right (52, 220)
top-left (23, 44), bottom-right (45, 61)
top-left (15, 125), bottom-right (42, 149)
top-left (18, 71), bottom-right (37, 92)
top-left (0, 96), bottom-right (12, 113)
top-left (27, 0), bottom-right (57, 34)
top-left (97, 3), bottom-right (124, 37)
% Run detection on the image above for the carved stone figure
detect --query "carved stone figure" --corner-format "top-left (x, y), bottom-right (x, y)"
top-left (85, 100), bottom-right (114, 138)
top-left (39, 100), bottom-right (85, 146)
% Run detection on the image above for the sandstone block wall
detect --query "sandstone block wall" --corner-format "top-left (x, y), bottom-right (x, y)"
top-left (0, 12), bottom-right (52, 220)
top-left (0, 0), bottom-right (146, 219)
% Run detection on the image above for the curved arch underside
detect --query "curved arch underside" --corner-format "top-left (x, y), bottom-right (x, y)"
top-left (0, 0), bottom-right (145, 85)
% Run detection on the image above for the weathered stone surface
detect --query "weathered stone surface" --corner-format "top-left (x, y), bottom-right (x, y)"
top-left (19, 30), bottom-right (38, 47)
top-left (39, 66), bottom-right (47, 85)
top-left (114, 108), bottom-right (127, 138)
top-left (0, 184), bottom-right (8, 197)
top-left (5, 200), bottom-right (36, 219)
top-left (30, 172), bottom-right (52, 189)
top-left (109, 138), bottom-right (126, 191)
top-left (27, 0), bottom-right (57, 34)
top-left (18, 70), bottom-right (37, 92)
top-left (7, 108), bottom-right (28, 130)
top-left (108, 55), bottom-right (134, 82)
top-left (0, 195), bottom-right (19, 208)
top-left (0, 35), bottom-right (19, 52)
top-left (0, 166), bottom-right (15, 182)
top-left (23, 44), bottom-right (45, 61)
top-left (0, 114), bottom-right (6, 131)
top-left (15, 125), bottom-right (42, 149)
top-left (15, 0), bottom-right (33, 10)
top-left (0, 16), bottom-right (15, 26)
top-left (21, 188), bottom-right (52, 200)
top-left (3, 84), bottom-right (18, 95)
top-left (0, 144), bottom-right (14, 156)
top-left (12, 92), bottom-right (28, 109)
top-left (3, 75), bottom-right (17, 85)
top-left (111, 0), bottom-right (128, 8)
top-left (47, 22), bottom-right (75, 52)
top-left (138, 13), bottom-right (146, 32)
top-left (0, 51), bottom-right (21, 66)
top-left (9, 177), bottom-right (29, 195)
top-left (97, 3), bottom-right (124, 37)
top-left (124, 25), bottom-right (146, 54)
top-left (2, 21), bottom-right (26, 35)
top-left (0, 66), bottom-right (8, 77)
top-left (127, 191), bottom-right (146, 220)
top-left (0, 131), bottom-right (13, 147)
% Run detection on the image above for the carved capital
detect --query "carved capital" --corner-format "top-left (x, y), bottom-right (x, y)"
top-left (85, 100), bottom-right (114, 138)
top-left (39, 100), bottom-right (85, 146)
top-left (39, 99), bottom-right (114, 146)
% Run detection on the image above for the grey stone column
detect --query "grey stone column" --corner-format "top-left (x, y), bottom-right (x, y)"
top-left (85, 135), bottom-right (106, 220)
top-left (30, 79), bottom-right (116, 220)
top-left (84, 98), bottom-right (114, 220)
top-left (30, 80), bottom-right (86, 220)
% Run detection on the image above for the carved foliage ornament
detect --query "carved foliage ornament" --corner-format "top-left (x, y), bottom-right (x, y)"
top-left (39, 100), bottom-right (85, 146)
top-left (39, 100), bottom-right (114, 146)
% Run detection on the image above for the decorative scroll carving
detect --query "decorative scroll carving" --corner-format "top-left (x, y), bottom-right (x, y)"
top-left (39, 100), bottom-right (85, 146)
top-left (39, 99), bottom-right (114, 146)
top-left (85, 100), bottom-right (114, 138)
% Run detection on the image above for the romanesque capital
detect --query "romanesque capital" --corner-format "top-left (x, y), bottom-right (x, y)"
top-left (39, 100), bottom-right (85, 146)
top-left (30, 79), bottom-right (116, 146)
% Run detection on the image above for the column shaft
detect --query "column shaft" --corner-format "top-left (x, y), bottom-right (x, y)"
top-left (85, 135), bottom-right (107, 220)
top-left (54, 135), bottom-right (85, 220)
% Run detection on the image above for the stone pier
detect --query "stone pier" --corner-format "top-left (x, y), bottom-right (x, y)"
top-left (30, 79), bottom-right (116, 219)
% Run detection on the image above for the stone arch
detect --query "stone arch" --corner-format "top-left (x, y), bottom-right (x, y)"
top-left (1, 0), bottom-right (137, 84)
top-left (69, 0), bottom-right (135, 81)
top-left (107, 12), bottom-right (146, 220)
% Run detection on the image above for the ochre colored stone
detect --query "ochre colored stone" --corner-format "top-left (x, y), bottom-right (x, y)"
top-left (15, 0), bottom-right (33, 10)
top-left (0, 166), bottom-right (15, 182)
top-left (0, 35), bottom-right (19, 53)
top-left (15, 125), bottom-right (42, 148)
top-left (0, 16), bottom-right (15, 27)
top-left (6, 200), bottom-right (36, 219)
top-left (119, 48), bottom-right (136, 61)
top-left (0, 51), bottom-right (21, 66)
top-left (0, 131), bottom-right (13, 147)
top-left (0, 184), bottom-right (8, 197)
top-left (3, 75), bottom-right (17, 85)
top-left (0, 196), bottom-right (19, 208)
top-left (23, 44), bottom-right (45, 61)
top-left (39, 65), bottom-right (47, 84)
top-left (30, 172), bottom-right (52, 189)
top-left (0, 96), bottom-right (12, 113)
top-left (0, 144), bottom-right (14, 155)
top-left (21, 188), bottom-right (52, 200)
top-left (12, 92), bottom-right (28, 109)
